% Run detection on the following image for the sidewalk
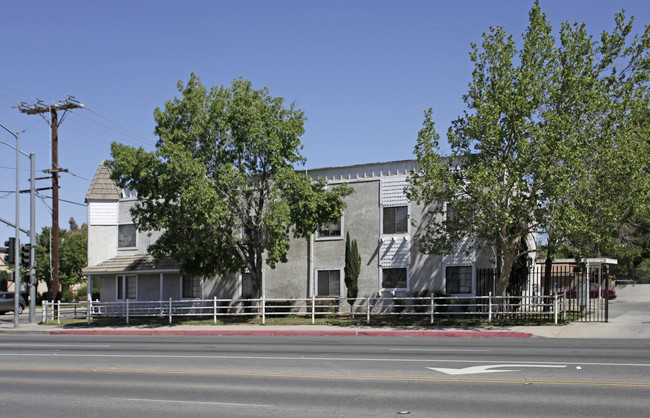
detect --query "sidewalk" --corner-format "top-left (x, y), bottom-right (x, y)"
top-left (0, 320), bottom-right (647, 339)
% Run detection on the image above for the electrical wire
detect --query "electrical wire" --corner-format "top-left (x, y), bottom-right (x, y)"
top-left (85, 107), bottom-right (155, 146)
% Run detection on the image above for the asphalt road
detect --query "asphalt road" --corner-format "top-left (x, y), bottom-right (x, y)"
top-left (0, 335), bottom-right (648, 417)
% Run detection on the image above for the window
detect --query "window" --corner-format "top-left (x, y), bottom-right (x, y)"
top-left (317, 221), bottom-right (342, 238)
top-left (446, 266), bottom-right (472, 294)
top-left (383, 206), bottom-right (408, 234)
top-left (382, 268), bottom-right (407, 289)
top-left (182, 276), bottom-right (201, 299)
top-left (117, 275), bottom-right (137, 300)
top-left (118, 224), bottom-right (137, 248)
top-left (241, 273), bottom-right (253, 298)
top-left (317, 270), bottom-right (341, 296)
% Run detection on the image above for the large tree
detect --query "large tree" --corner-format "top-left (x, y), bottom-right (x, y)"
top-left (110, 75), bottom-right (351, 298)
top-left (35, 218), bottom-right (88, 298)
top-left (408, 3), bottom-right (650, 296)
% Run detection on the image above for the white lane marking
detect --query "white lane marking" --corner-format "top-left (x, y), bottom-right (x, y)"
top-left (3, 353), bottom-right (650, 368)
top-left (427, 364), bottom-right (567, 375)
top-left (390, 348), bottom-right (490, 352)
top-left (0, 343), bottom-right (111, 348)
top-left (123, 398), bottom-right (272, 408)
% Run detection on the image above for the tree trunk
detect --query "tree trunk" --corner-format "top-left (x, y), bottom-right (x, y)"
top-left (495, 245), bottom-right (517, 297)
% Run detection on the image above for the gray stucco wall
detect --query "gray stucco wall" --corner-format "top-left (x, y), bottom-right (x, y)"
top-left (138, 274), bottom-right (160, 300)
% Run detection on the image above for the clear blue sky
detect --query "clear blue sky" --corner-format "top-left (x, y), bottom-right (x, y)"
top-left (1, 0), bottom-right (649, 241)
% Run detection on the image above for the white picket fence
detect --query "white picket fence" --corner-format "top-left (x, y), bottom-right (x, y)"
top-left (42, 293), bottom-right (568, 325)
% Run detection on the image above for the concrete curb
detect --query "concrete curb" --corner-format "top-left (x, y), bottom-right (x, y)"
top-left (48, 329), bottom-right (533, 338)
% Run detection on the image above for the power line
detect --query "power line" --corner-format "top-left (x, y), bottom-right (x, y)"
top-left (38, 195), bottom-right (87, 207)
top-left (86, 107), bottom-right (156, 145)
top-left (69, 110), bottom-right (155, 147)
top-left (0, 86), bottom-right (55, 102)
top-left (63, 125), bottom-right (113, 145)
top-left (64, 170), bottom-right (91, 182)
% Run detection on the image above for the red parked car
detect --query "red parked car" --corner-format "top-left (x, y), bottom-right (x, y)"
top-left (564, 283), bottom-right (616, 300)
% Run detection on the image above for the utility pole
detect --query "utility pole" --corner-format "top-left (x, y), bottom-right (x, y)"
top-left (19, 97), bottom-right (84, 302)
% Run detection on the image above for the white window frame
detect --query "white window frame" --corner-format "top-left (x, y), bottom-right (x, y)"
top-left (116, 275), bottom-right (137, 300)
top-left (117, 223), bottom-right (138, 250)
top-left (315, 268), bottom-right (344, 297)
top-left (443, 264), bottom-right (475, 296)
top-left (180, 275), bottom-right (202, 299)
top-left (381, 205), bottom-right (409, 236)
top-left (379, 266), bottom-right (409, 292)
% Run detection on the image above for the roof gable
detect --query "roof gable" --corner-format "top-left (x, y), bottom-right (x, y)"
top-left (85, 161), bottom-right (120, 202)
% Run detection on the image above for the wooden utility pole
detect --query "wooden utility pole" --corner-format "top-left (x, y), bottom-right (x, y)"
top-left (18, 97), bottom-right (84, 301)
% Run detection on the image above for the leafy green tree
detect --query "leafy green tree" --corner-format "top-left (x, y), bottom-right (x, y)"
top-left (408, 3), bottom-right (650, 296)
top-left (110, 75), bottom-right (351, 298)
top-left (344, 232), bottom-right (360, 304)
top-left (35, 218), bottom-right (88, 299)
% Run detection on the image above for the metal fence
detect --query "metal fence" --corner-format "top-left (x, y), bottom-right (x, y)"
top-left (477, 266), bottom-right (612, 322)
top-left (42, 293), bottom-right (569, 325)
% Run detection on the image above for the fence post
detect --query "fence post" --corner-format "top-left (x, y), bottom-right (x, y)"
top-left (169, 297), bottom-right (172, 324)
top-left (57, 300), bottom-right (61, 325)
top-left (126, 299), bottom-right (129, 325)
top-left (554, 293), bottom-right (558, 325)
top-left (311, 294), bottom-right (315, 325)
top-left (262, 295), bottom-right (266, 325)
top-left (430, 294), bottom-right (434, 325)
top-left (42, 301), bottom-right (47, 324)
top-left (488, 292), bottom-right (492, 323)
top-left (366, 296), bottom-right (371, 325)
top-left (213, 296), bottom-right (217, 324)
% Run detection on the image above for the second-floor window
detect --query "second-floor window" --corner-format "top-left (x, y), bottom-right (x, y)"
top-left (118, 224), bottom-right (137, 248)
top-left (383, 206), bottom-right (408, 234)
top-left (317, 221), bottom-right (341, 238)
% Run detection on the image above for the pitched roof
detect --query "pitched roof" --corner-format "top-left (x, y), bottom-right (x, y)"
top-left (85, 161), bottom-right (120, 202)
top-left (83, 255), bottom-right (180, 275)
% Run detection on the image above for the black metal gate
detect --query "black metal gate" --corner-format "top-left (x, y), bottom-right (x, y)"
top-left (477, 265), bottom-right (610, 322)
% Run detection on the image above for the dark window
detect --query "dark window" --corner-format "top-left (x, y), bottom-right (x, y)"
top-left (318, 221), bottom-right (341, 238)
top-left (317, 270), bottom-right (341, 296)
top-left (241, 273), bottom-right (253, 298)
top-left (182, 276), bottom-right (201, 298)
top-left (117, 276), bottom-right (137, 299)
top-left (382, 268), bottom-right (407, 289)
top-left (383, 206), bottom-right (408, 234)
top-left (446, 266), bottom-right (472, 294)
top-left (117, 276), bottom-right (123, 300)
top-left (118, 224), bottom-right (137, 248)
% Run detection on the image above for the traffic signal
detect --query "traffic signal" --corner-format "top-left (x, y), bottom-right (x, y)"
top-left (3, 237), bottom-right (15, 265)
top-left (20, 244), bottom-right (32, 268)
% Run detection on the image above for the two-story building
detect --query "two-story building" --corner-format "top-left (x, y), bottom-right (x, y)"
top-left (83, 159), bottom-right (495, 302)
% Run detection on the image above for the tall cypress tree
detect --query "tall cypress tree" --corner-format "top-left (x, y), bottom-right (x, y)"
top-left (344, 232), bottom-right (360, 305)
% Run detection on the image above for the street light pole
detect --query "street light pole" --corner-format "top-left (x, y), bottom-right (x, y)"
top-left (0, 122), bottom-right (20, 328)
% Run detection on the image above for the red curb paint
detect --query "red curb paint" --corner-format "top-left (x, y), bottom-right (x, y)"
top-left (49, 329), bottom-right (532, 338)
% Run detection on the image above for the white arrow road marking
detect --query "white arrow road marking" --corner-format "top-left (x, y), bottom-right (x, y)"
top-left (427, 364), bottom-right (567, 375)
